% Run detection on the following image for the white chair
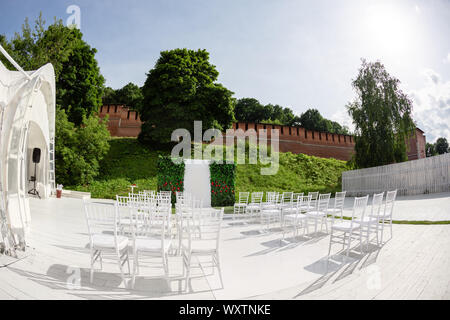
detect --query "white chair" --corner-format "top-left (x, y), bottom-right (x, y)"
top-left (245, 192), bottom-right (263, 218)
top-left (327, 195), bottom-right (368, 267)
top-left (371, 189), bottom-right (397, 243)
top-left (292, 193), bottom-right (304, 205)
top-left (233, 192), bottom-right (249, 218)
top-left (355, 192), bottom-right (384, 249)
top-left (280, 192), bottom-right (294, 207)
top-left (305, 193), bottom-right (331, 233)
top-left (327, 191), bottom-right (347, 224)
top-left (282, 195), bottom-right (312, 240)
top-left (84, 200), bottom-right (130, 284)
top-left (129, 200), bottom-right (172, 289)
top-left (260, 193), bottom-right (281, 231)
top-left (302, 191), bottom-right (319, 211)
top-left (182, 208), bottom-right (224, 292)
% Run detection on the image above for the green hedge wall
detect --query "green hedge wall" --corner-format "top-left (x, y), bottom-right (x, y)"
top-left (210, 161), bottom-right (236, 207)
top-left (157, 155), bottom-right (185, 204)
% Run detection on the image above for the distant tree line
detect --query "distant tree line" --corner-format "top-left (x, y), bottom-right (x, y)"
top-left (234, 99), bottom-right (350, 135)
top-left (426, 137), bottom-right (450, 157)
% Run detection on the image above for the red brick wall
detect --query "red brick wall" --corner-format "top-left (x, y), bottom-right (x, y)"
top-left (98, 106), bottom-right (425, 162)
top-left (231, 122), bottom-right (355, 161)
top-left (407, 128), bottom-right (427, 160)
top-left (99, 104), bottom-right (142, 137)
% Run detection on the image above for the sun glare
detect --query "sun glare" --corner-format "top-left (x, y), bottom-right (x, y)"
top-left (365, 3), bottom-right (414, 55)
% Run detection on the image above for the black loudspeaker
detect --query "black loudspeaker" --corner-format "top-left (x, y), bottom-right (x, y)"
top-left (32, 148), bottom-right (41, 164)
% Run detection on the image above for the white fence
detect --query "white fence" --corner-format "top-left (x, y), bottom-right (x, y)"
top-left (342, 153), bottom-right (450, 196)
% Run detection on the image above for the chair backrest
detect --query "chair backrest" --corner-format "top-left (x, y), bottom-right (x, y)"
top-left (238, 192), bottom-right (249, 204)
top-left (293, 193), bottom-right (304, 203)
top-left (349, 195), bottom-right (369, 228)
top-left (266, 191), bottom-right (278, 203)
top-left (84, 200), bottom-right (120, 246)
top-left (186, 207), bottom-right (224, 252)
top-left (384, 189), bottom-right (397, 218)
top-left (334, 191), bottom-right (346, 210)
top-left (371, 192), bottom-right (384, 219)
top-left (308, 191), bottom-right (319, 201)
top-left (251, 192), bottom-right (263, 203)
top-left (281, 192), bottom-right (293, 204)
top-left (317, 193), bottom-right (331, 212)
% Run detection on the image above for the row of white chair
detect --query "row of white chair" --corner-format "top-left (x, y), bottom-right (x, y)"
top-left (84, 191), bottom-right (224, 291)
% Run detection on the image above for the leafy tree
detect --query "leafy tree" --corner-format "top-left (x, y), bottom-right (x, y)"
top-left (434, 137), bottom-right (449, 155)
top-left (138, 48), bottom-right (235, 146)
top-left (298, 109), bottom-right (326, 131)
top-left (425, 142), bottom-right (437, 157)
top-left (347, 60), bottom-right (415, 168)
top-left (55, 108), bottom-right (110, 186)
top-left (234, 98), bottom-right (266, 123)
top-left (1, 14), bottom-right (104, 125)
top-left (114, 83), bottom-right (144, 109)
top-left (102, 87), bottom-right (117, 105)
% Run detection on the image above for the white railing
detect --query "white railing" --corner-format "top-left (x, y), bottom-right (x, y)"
top-left (342, 153), bottom-right (450, 196)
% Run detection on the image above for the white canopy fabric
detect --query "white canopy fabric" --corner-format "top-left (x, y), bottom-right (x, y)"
top-left (0, 53), bottom-right (55, 249)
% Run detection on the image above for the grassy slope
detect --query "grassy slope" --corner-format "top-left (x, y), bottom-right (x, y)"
top-left (73, 138), bottom-right (349, 199)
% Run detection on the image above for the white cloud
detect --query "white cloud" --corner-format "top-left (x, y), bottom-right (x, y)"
top-left (331, 68), bottom-right (450, 143)
top-left (330, 107), bottom-right (355, 133)
top-left (443, 53), bottom-right (450, 64)
top-left (409, 68), bottom-right (450, 143)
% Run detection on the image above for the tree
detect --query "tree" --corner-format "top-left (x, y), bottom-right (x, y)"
top-left (298, 109), bottom-right (327, 132)
top-left (234, 98), bottom-right (266, 123)
top-left (55, 108), bottom-right (110, 186)
top-left (1, 14), bottom-right (104, 126)
top-left (425, 142), bottom-right (436, 157)
top-left (434, 137), bottom-right (449, 155)
top-left (138, 48), bottom-right (235, 146)
top-left (347, 60), bottom-right (415, 168)
top-left (114, 83), bottom-right (144, 109)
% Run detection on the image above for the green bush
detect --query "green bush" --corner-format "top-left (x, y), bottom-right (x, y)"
top-left (55, 108), bottom-right (110, 186)
top-left (210, 162), bottom-right (236, 207)
top-left (157, 155), bottom-right (185, 203)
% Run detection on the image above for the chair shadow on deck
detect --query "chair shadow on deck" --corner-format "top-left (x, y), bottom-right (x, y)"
top-left (295, 243), bottom-right (383, 298)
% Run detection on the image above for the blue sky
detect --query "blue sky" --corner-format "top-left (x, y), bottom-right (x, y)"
top-left (1, 0), bottom-right (449, 142)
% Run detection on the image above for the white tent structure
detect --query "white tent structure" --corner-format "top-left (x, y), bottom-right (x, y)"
top-left (0, 45), bottom-right (56, 253)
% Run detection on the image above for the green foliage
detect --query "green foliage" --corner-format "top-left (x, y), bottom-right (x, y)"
top-left (236, 152), bottom-right (348, 198)
top-left (210, 162), bottom-right (236, 207)
top-left (435, 137), bottom-right (449, 155)
top-left (426, 142), bottom-right (437, 157)
top-left (1, 14), bottom-right (105, 126)
top-left (234, 98), bottom-right (299, 126)
top-left (102, 82), bottom-right (144, 110)
top-left (69, 138), bottom-right (162, 198)
top-left (55, 108), bottom-right (110, 186)
top-left (138, 48), bottom-right (235, 146)
top-left (67, 140), bottom-right (347, 201)
top-left (347, 59), bottom-right (415, 168)
top-left (157, 155), bottom-right (185, 203)
top-left (298, 108), bottom-right (349, 135)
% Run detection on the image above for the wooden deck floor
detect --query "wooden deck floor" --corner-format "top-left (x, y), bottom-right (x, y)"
top-left (0, 197), bottom-right (449, 300)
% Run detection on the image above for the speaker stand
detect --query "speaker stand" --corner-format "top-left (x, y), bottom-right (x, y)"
top-left (28, 162), bottom-right (40, 199)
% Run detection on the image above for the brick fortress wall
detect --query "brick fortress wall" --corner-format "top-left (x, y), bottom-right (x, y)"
top-left (99, 105), bottom-right (426, 162)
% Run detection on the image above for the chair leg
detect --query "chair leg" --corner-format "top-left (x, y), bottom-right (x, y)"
top-left (117, 249), bottom-right (127, 288)
top-left (185, 254), bottom-right (191, 292)
top-left (216, 252), bottom-right (224, 289)
top-left (390, 220), bottom-right (393, 239)
top-left (380, 219), bottom-right (385, 244)
top-left (344, 232), bottom-right (354, 257)
top-left (359, 230), bottom-right (363, 253)
top-left (90, 249), bottom-right (95, 283)
top-left (131, 250), bottom-right (138, 289)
